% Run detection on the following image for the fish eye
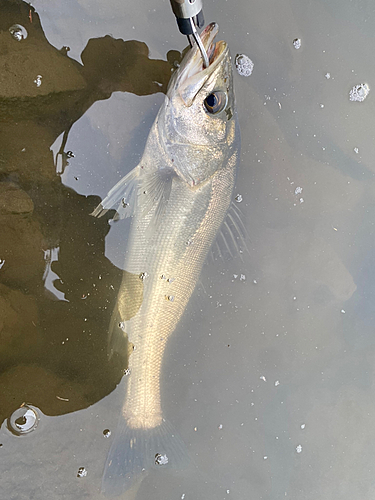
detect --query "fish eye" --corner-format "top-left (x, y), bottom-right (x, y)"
top-left (203, 91), bottom-right (227, 114)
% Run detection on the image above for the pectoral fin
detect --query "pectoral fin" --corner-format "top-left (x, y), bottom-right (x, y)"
top-left (138, 169), bottom-right (174, 227)
top-left (91, 166), bottom-right (140, 219)
top-left (91, 166), bottom-right (174, 227)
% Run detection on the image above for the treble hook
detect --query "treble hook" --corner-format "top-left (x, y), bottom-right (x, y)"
top-left (187, 18), bottom-right (209, 68)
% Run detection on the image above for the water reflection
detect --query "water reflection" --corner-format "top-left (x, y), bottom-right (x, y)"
top-left (0, 0), bottom-right (180, 429)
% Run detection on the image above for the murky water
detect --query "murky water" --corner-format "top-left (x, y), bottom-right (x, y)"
top-left (1, 0), bottom-right (375, 498)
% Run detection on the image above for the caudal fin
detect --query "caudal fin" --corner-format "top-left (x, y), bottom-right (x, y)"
top-left (101, 418), bottom-right (189, 497)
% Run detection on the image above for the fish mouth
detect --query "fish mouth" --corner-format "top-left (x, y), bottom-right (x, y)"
top-left (169, 22), bottom-right (228, 95)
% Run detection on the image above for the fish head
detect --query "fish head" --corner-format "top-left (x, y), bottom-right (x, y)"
top-left (159, 23), bottom-right (239, 188)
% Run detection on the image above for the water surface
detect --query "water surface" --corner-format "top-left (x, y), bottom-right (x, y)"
top-left (1, 0), bottom-right (375, 498)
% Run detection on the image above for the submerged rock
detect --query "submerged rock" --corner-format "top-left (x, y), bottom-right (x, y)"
top-left (0, 283), bottom-right (39, 358)
top-left (0, 182), bottom-right (34, 214)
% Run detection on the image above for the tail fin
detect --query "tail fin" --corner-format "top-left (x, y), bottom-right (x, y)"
top-left (101, 418), bottom-right (189, 497)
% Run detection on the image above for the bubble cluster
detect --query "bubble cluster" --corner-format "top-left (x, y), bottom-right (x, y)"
top-left (77, 467), bottom-right (88, 478)
top-left (349, 83), bottom-right (370, 102)
top-left (9, 24), bottom-right (27, 41)
top-left (235, 54), bottom-right (254, 77)
top-left (155, 453), bottom-right (168, 465)
top-left (34, 75), bottom-right (42, 88)
top-left (8, 405), bottom-right (39, 435)
top-left (293, 38), bottom-right (302, 50)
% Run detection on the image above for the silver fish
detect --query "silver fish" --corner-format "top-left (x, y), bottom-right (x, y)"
top-left (93, 22), bottom-right (241, 496)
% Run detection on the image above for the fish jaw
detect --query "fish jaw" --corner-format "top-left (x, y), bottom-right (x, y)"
top-left (157, 24), bottom-right (238, 188)
top-left (167, 22), bottom-right (220, 100)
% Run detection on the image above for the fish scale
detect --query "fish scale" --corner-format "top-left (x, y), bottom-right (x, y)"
top-left (122, 156), bottom-right (236, 429)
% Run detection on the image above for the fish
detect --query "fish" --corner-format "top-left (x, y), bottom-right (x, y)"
top-left (92, 22), bottom-right (242, 496)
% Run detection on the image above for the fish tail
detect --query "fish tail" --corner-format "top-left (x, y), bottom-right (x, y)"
top-left (101, 417), bottom-right (189, 497)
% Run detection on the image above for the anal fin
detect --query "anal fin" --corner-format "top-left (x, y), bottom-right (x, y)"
top-left (107, 306), bottom-right (128, 360)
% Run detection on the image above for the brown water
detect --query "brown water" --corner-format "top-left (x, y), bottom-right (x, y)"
top-left (1, 0), bottom-right (375, 498)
